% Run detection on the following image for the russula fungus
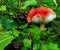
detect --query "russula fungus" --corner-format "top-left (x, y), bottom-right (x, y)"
top-left (27, 8), bottom-right (56, 31)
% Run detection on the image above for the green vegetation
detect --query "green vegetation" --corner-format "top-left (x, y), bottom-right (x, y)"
top-left (0, 0), bottom-right (60, 50)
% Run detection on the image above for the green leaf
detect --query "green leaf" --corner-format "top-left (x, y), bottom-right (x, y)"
top-left (12, 29), bottom-right (20, 37)
top-left (33, 44), bottom-right (40, 50)
top-left (41, 44), bottom-right (48, 50)
top-left (21, 46), bottom-right (28, 50)
top-left (0, 5), bottom-right (6, 11)
top-left (33, 34), bottom-right (40, 43)
top-left (1, 19), bottom-right (17, 30)
top-left (0, 8), bottom-right (2, 11)
top-left (1, 15), bottom-right (9, 21)
top-left (28, 25), bottom-right (41, 43)
top-left (19, 23), bottom-right (28, 29)
top-left (42, 0), bottom-right (53, 3)
top-left (0, 23), bottom-right (4, 31)
top-left (9, 11), bottom-right (14, 15)
top-left (23, 39), bottom-right (31, 48)
top-left (53, 0), bottom-right (57, 6)
top-left (48, 43), bottom-right (59, 50)
top-left (0, 31), bottom-right (15, 50)
top-left (41, 42), bottom-right (59, 50)
top-left (20, 0), bottom-right (37, 9)
top-left (50, 5), bottom-right (57, 10)
top-left (28, 25), bottom-right (41, 34)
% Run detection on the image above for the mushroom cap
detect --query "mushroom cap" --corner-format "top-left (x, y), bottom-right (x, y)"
top-left (27, 8), bottom-right (56, 23)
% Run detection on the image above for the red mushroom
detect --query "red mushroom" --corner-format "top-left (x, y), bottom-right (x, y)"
top-left (27, 8), bottom-right (56, 31)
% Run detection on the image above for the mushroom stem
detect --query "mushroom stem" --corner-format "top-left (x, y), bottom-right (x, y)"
top-left (40, 24), bottom-right (45, 31)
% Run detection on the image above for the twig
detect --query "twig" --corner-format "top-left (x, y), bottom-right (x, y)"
top-left (49, 33), bottom-right (60, 38)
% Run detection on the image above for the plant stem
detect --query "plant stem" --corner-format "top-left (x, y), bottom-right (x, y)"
top-left (40, 24), bottom-right (45, 31)
top-left (49, 33), bottom-right (60, 38)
